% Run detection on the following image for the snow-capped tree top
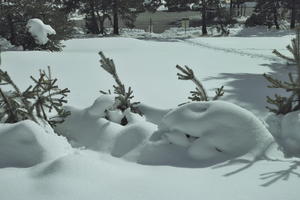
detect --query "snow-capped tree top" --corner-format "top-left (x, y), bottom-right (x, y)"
top-left (26, 18), bottom-right (56, 45)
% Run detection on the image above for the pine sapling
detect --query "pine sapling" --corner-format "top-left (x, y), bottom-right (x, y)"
top-left (0, 66), bottom-right (70, 127)
top-left (176, 65), bottom-right (224, 102)
top-left (264, 27), bottom-right (300, 114)
top-left (99, 52), bottom-right (142, 125)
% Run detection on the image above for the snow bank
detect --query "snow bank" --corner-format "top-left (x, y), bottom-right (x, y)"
top-left (57, 96), bottom-right (274, 166)
top-left (146, 101), bottom-right (274, 163)
top-left (0, 120), bottom-right (71, 168)
top-left (266, 111), bottom-right (300, 158)
top-left (26, 18), bottom-right (56, 45)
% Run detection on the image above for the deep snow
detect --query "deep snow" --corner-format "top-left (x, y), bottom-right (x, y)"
top-left (1, 30), bottom-right (300, 200)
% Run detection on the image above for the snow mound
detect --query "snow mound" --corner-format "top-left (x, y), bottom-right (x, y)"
top-left (26, 18), bottom-right (56, 45)
top-left (57, 97), bottom-right (274, 166)
top-left (56, 95), bottom-right (156, 158)
top-left (266, 111), bottom-right (300, 158)
top-left (0, 120), bottom-right (72, 168)
top-left (152, 101), bottom-right (274, 163)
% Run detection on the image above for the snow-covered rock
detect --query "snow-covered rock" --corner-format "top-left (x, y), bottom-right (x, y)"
top-left (26, 18), bottom-right (56, 45)
top-left (266, 111), bottom-right (300, 158)
top-left (151, 101), bottom-right (274, 163)
top-left (0, 120), bottom-right (72, 168)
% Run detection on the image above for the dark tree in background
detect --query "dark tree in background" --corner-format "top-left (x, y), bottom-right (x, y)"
top-left (65, 0), bottom-right (143, 35)
top-left (246, 0), bottom-right (300, 30)
top-left (112, 0), bottom-right (144, 35)
top-left (164, 0), bottom-right (222, 35)
top-left (0, 0), bottom-right (75, 51)
top-left (285, 0), bottom-right (300, 29)
top-left (143, 0), bottom-right (163, 12)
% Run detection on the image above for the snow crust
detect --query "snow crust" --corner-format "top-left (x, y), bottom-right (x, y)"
top-left (26, 18), bottom-right (56, 45)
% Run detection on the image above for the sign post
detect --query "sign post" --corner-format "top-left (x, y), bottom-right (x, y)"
top-left (181, 18), bottom-right (190, 35)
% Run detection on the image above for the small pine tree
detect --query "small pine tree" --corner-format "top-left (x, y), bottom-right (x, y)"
top-left (176, 65), bottom-right (224, 102)
top-left (0, 66), bottom-right (70, 127)
top-left (264, 27), bottom-right (300, 114)
top-left (99, 52), bottom-right (142, 125)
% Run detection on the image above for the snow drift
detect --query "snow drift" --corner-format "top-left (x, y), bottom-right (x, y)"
top-left (266, 111), bottom-right (300, 158)
top-left (57, 95), bottom-right (274, 166)
top-left (0, 120), bottom-right (71, 168)
top-left (141, 101), bottom-right (274, 165)
top-left (55, 95), bottom-right (156, 158)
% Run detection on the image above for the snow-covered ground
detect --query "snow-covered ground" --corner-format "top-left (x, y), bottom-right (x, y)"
top-left (1, 29), bottom-right (300, 200)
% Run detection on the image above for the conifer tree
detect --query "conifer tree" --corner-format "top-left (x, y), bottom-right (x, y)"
top-left (285, 0), bottom-right (300, 29)
top-left (176, 65), bottom-right (224, 102)
top-left (143, 0), bottom-right (162, 12)
top-left (247, 0), bottom-right (281, 29)
top-left (0, 0), bottom-right (74, 51)
top-left (99, 52), bottom-right (142, 125)
top-left (0, 66), bottom-right (70, 126)
top-left (112, 0), bottom-right (143, 35)
top-left (264, 27), bottom-right (300, 114)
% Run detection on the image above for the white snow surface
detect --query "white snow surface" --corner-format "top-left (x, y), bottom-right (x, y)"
top-left (0, 120), bottom-right (71, 168)
top-left (1, 29), bottom-right (300, 199)
top-left (155, 101), bottom-right (274, 162)
top-left (266, 112), bottom-right (300, 158)
top-left (26, 18), bottom-right (56, 45)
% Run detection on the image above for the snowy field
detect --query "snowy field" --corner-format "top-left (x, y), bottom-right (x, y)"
top-left (1, 32), bottom-right (300, 200)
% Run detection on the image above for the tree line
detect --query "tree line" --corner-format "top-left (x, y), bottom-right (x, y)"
top-left (0, 0), bottom-right (299, 51)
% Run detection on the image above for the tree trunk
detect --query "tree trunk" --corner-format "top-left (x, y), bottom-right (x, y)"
top-left (290, 0), bottom-right (296, 29)
top-left (7, 14), bottom-right (16, 45)
top-left (273, 1), bottom-right (279, 30)
top-left (89, 1), bottom-right (100, 34)
top-left (201, 0), bottom-right (207, 35)
top-left (113, 0), bottom-right (119, 35)
top-left (96, 11), bottom-right (104, 35)
top-left (229, 0), bottom-right (233, 19)
top-left (237, 0), bottom-right (240, 16)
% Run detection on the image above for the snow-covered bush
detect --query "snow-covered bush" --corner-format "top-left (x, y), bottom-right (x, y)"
top-left (55, 95), bottom-right (156, 158)
top-left (0, 66), bottom-right (70, 127)
top-left (26, 18), bottom-right (56, 45)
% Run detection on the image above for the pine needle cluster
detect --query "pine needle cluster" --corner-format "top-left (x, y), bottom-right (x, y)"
top-left (0, 66), bottom-right (70, 127)
top-left (264, 27), bottom-right (300, 114)
top-left (176, 65), bottom-right (224, 102)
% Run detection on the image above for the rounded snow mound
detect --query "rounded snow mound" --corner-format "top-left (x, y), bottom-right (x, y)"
top-left (266, 111), bottom-right (300, 158)
top-left (56, 95), bottom-right (156, 158)
top-left (155, 101), bottom-right (274, 163)
top-left (0, 120), bottom-right (72, 168)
